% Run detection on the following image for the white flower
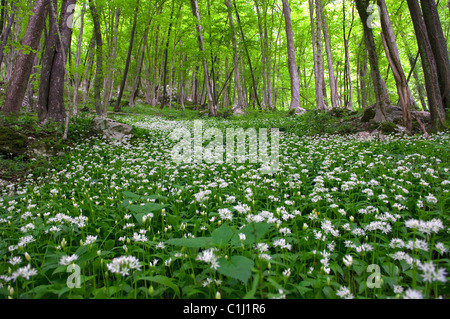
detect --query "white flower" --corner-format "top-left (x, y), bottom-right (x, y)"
top-left (132, 232), bottom-right (148, 243)
top-left (435, 242), bottom-right (447, 255)
top-left (336, 286), bottom-right (354, 299)
top-left (197, 248), bottom-right (220, 270)
top-left (343, 255), bottom-right (353, 267)
top-left (417, 261), bottom-right (447, 283)
top-left (8, 256), bottom-right (22, 266)
top-left (218, 208), bottom-right (233, 221)
top-left (238, 233), bottom-right (246, 241)
top-left (393, 285), bottom-right (404, 294)
top-left (273, 238), bottom-right (292, 251)
top-left (83, 235), bottom-right (98, 246)
top-left (59, 254), bottom-right (79, 266)
top-left (403, 288), bottom-right (423, 299)
top-left (11, 264), bottom-right (38, 281)
top-left (424, 194), bottom-right (438, 204)
top-left (107, 256), bottom-right (141, 276)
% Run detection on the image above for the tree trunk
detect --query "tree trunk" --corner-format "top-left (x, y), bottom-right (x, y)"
top-left (355, 0), bottom-right (390, 122)
top-left (407, 0), bottom-right (446, 130)
top-left (0, 1), bottom-right (16, 69)
top-left (314, 0), bottom-right (326, 110)
top-left (72, 2), bottom-right (86, 116)
top-left (282, 0), bottom-right (304, 113)
top-left (191, 0), bottom-right (217, 116)
top-left (115, 0), bottom-right (139, 113)
top-left (2, 0), bottom-right (48, 117)
top-left (420, 0), bottom-right (450, 111)
top-left (321, 4), bottom-right (338, 109)
top-left (225, 0), bottom-right (244, 112)
top-left (89, 0), bottom-right (105, 117)
top-left (378, 0), bottom-right (413, 132)
top-left (103, 8), bottom-right (120, 107)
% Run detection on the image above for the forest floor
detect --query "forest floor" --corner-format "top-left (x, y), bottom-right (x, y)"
top-left (0, 102), bottom-right (449, 299)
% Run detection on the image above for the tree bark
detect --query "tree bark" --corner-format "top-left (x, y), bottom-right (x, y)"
top-left (225, 0), bottom-right (244, 112)
top-left (321, 4), bottom-right (338, 109)
top-left (0, 1), bottom-right (16, 69)
top-left (191, 0), bottom-right (217, 116)
top-left (420, 0), bottom-right (450, 110)
top-left (2, 0), bottom-right (48, 117)
top-left (115, 0), bottom-right (139, 113)
top-left (355, 0), bottom-right (390, 122)
top-left (282, 0), bottom-right (304, 113)
top-left (103, 8), bottom-right (120, 107)
top-left (378, 0), bottom-right (413, 132)
top-left (72, 2), bottom-right (86, 116)
top-left (89, 0), bottom-right (105, 117)
top-left (407, 0), bottom-right (446, 130)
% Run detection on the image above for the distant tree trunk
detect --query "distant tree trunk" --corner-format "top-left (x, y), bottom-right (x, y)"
top-left (191, 0), bottom-right (217, 116)
top-left (115, 0), bottom-right (139, 113)
top-left (321, 4), bottom-right (338, 109)
top-left (2, 0), bottom-right (48, 117)
top-left (407, 0), bottom-right (446, 130)
top-left (282, 0), bottom-right (304, 113)
top-left (378, 0), bottom-right (413, 132)
top-left (225, 0), bottom-right (244, 112)
top-left (89, 0), bottom-right (105, 117)
top-left (314, 0), bottom-right (326, 110)
top-left (0, 2), bottom-right (16, 69)
top-left (420, 0), bottom-right (450, 111)
top-left (356, 0), bottom-right (390, 122)
top-left (82, 36), bottom-right (96, 102)
top-left (72, 2), bottom-right (86, 116)
top-left (103, 8), bottom-right (120, 107)
top-left (161, 2), bottom-right (175, 109)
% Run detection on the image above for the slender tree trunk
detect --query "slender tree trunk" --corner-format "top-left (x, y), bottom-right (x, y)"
top-left (321, 4), bottom-right (338, 109)
top-left (314, 0), bottom-right (326, 110)
top-left (420, 0), bottom-right (450, 110)
top-left (72, 2), bottom-right (86, 116)
top-left (191, 0), bottom-right (217, 116)
top-left (407, 0), bottom-right (446, 130)
top-left (225, 0), bottom-right (244, 112)
top-left (2, 0), bottom-right (48, 116)
top-left (0, 1), bottom-right (16, 69)
top-left (115, 0), bottom-right (139, 113)
top-left (233, 0), bottom-right (261, 110)
top-left (344, 39), bottom-right (354, 110)
top-left (282, 0), bottom-right (304, 113)
top-left (104, 8), bottom-right (120, 107)
top-left (379, 0), bottom-right (413, 132)
top-left (356, 0), bottom-right (390, 122)
top-left (89, 0), bottom-right (105, 117)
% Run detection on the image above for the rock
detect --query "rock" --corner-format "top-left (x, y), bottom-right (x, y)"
top-left (0, 127), bottom-right (28, 157)
top-left (92, 118), bottom-right (134, 143)
top-left (27, 138), bottom-right (63, 159)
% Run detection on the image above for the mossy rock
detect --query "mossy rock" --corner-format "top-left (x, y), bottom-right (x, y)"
top-left (361, 106), bottom-right (376, 123)
top-left (0, 126), bottom-right (28, 156)
top-left (380, 121), bottom-right (399, 134)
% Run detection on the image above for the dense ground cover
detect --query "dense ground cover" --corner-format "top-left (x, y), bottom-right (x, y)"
top-left (0, 113), bottom-right (449, 299)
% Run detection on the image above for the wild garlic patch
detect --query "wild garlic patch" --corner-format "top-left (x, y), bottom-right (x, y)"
top-left (0, 116), bottom-right (448, 299)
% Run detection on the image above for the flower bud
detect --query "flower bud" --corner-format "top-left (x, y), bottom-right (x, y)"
top-left (24, 252), bottom-right (31, 262)
top-left (215, 291), bottom-right (221, 299)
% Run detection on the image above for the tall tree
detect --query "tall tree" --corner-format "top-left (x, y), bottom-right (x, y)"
top-left (2, 0), bottom-right (48, 117)
top-left (321, 3), bottom-right (338, 109)
top-left (191, 0), bottom-right (217, 116)
top-left (38, 0), bottom-right (77, 123)
top-left (355, 0), bottom-right (391, 123)
top-left (282, 0), bottom-right (304, 114)
top-left (407, 0), bottom-right (446, 130)
top-left (420, 0), bottom-right (450, 110)
top-left (225, 0), bottom-right (245, 113)
top-left (0, 1), bottom-right (17, 69)
top-left (378, 0), bottom-right (413, 132)
top-left (72, 1), bottom-right (86, 116)
top-left (115, 0), bottom-right (139, 113)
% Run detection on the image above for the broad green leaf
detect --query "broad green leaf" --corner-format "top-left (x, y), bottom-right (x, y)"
top-left (212, 223), bottom-right (234, 246)
top-left (217, 256), bottom-right (254, 284)
top-left (137, 275), bottom-right (180, 298)
top-left (166, 237), bottom-right (212, 248)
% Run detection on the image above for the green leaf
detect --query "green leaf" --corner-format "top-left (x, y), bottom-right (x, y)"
top-left (217, 256), bottom-right (254, 284)
top-left (137, 275), bottom-right (180, 298)
top-left (231, 222), bottom-right (272, 246)
top-left (166, 237), bottom-right (212, 248)
top-left (105, 239), bottom-right (116, 251)
top-left (212, 223), bottom-right (234, 246)
top-left (123, 191), bottom-right (141, 199)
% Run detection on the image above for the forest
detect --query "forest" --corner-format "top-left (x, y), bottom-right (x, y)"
top-left (0, 0), bottom-right (449, 301)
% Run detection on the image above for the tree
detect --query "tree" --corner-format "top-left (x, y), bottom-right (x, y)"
top-left (89, 0), bottom-right (105, 117)
top-left (378, 0), bottom-right (413, 132)
top-left (191, 0), bottom-right (217, 116)
top-left (355, 0), bottom-right (391, 123)
top-left (407, 0), bottom-right (446, 130)
top-left (321, 3), bottom-right (338, 109)
top-left (2, 0), bottom-right (48, 117)
top-left (282, 0), bottom-right (304, 114)
top-left (0, 1), bottom-right (17, 69)
top-left (38, 0), bottom-right (77, 123)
